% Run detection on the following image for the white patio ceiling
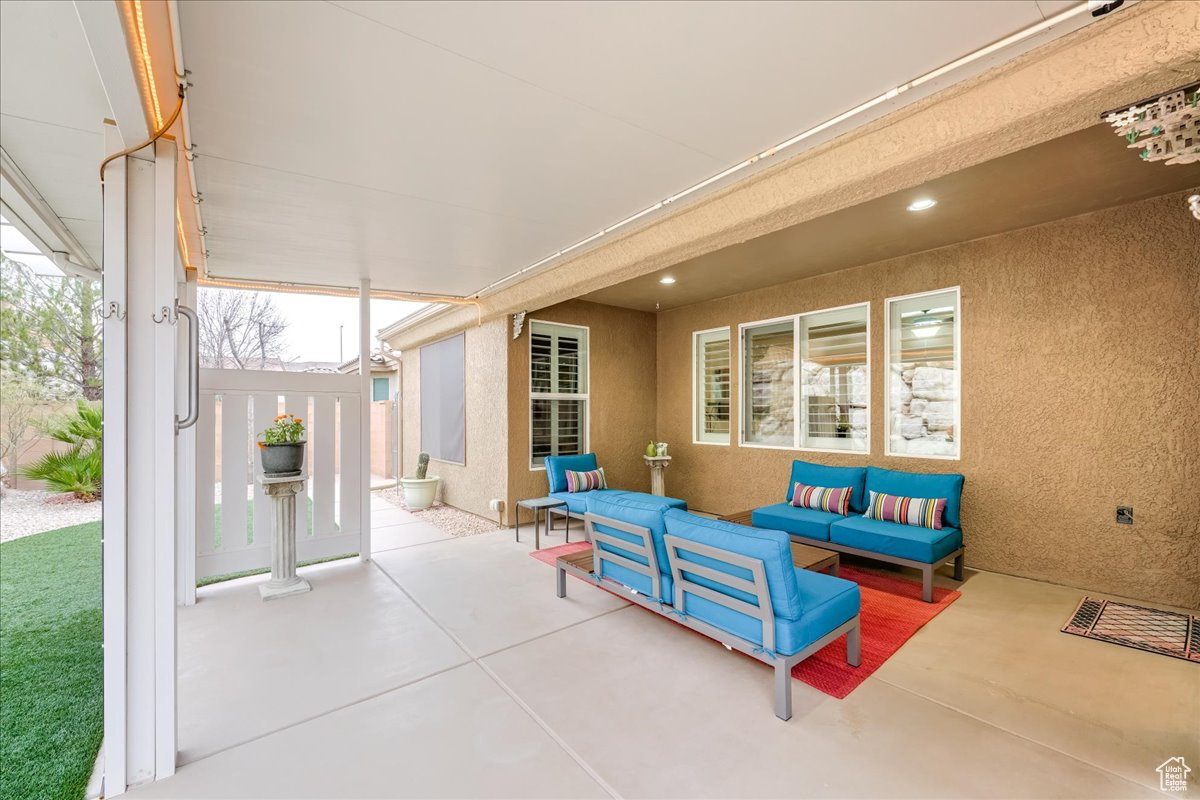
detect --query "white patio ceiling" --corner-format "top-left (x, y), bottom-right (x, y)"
top-left (178, 0), bottom-right (1085, 297)
top-left (0, 0), bottom-right (112, 267)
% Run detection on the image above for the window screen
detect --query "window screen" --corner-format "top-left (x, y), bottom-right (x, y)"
top-left (420, 334), bottom-right (465, 464)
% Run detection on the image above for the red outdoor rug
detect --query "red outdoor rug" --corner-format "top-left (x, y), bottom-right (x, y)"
top-left (531, 543), bottom-right (960, 699)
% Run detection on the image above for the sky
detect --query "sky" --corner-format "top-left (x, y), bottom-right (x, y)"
top-left (199, 289), bottom-right (427, 364)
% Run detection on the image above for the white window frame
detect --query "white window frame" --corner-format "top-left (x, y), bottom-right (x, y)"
top-left (883, 286), bottom-right (961, 461)
top-left (528, 319), bottom-right (591, 471)
top-left (737, 314), bottom-right (800, 451)
top-left (692, 326), bottom-right (731, 446)
top-left (738, 303), bottom-right (871, 453)
top-left (797, 301), bottom-right (871, 455)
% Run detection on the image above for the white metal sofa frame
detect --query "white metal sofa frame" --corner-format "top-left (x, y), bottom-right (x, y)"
top-left (556, 512), bottom-right (861, 720)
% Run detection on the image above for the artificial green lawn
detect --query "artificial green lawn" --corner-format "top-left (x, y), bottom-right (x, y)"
top-left (0, 522), bottom-right (102, 800)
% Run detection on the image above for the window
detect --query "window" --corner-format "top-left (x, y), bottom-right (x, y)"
top-left (740, 318), bottom-right (795, 447)
top-left (799, 304), bottom-right (868, 452)
top-left (886, 288), bottom-right (960, 459)
top-left (420, 334), bottom-right (465, 464)
top-left (693, 328), bottom-right (731, 444)
top-left (372, 376), bottom-right (390, 402)
top-left (529, 321), bottom-right (588, 468)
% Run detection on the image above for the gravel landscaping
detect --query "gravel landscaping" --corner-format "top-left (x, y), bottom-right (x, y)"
top-left (0, 489), bottom-right (102, 543)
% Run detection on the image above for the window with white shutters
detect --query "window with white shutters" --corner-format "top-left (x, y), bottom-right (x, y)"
top-left (799, 304), bottom-right (869, 452)
top-left (741, 318), bottom-right (795, 447)
top-left (694, 328), bottom-right (731, 444)
top-left (529, 321), bottom-right (589, 468)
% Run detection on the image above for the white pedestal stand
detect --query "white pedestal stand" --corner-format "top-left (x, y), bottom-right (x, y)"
top-left (257, 474), bottom-right (311, 601)
top-left (643, 455), bottom-right (672, 497)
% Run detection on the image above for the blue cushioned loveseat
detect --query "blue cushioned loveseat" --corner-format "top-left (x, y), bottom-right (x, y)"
top-left (555, 492), bottom-right (861, 720)
top-left (752, 460), bottom-right (964, 602)
top-left (542, 453), bottom-right (685, 529)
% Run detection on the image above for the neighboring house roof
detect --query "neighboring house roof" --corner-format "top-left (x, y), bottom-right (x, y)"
top-left (338, 349), bottom-right (400, 374)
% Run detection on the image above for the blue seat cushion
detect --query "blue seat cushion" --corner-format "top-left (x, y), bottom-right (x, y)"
top-left (662, 510), bottom-right (802, 621)
top-left (679, 568), bottom-right (859, 656)
top-left (786, 460), bottom-right (869, 514)
top-left (865, 466), bottom-right (964, 528)
top-left (751, 502), bottom-right (837, 542)
top-left (543, 453), bottom-right (598, 493)
top-left (830, 516), bottom-right (962, 563)
top-left (586, 492), bottom-right (688, 600)
top-left (549, 488), bottom-right (627, 514)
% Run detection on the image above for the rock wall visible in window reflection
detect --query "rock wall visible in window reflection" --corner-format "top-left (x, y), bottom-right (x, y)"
top-left (890, 362), bottom-right (956, 455)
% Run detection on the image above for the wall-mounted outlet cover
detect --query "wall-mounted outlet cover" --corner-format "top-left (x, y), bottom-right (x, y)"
top-left (1116, 506), bottom-right (1133, 525)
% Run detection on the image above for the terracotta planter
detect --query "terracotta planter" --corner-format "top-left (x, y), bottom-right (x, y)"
top-left (259, 442), bottom-right (305, 477)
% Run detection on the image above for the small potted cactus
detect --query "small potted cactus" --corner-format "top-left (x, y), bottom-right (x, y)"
top-left (399, 451), bottom-right (440, 509)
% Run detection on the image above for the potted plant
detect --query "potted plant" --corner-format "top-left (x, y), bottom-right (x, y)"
top-left (400, 451), bottom-right (439, 509)
top-left (257, 413), bottom-right (306, 476)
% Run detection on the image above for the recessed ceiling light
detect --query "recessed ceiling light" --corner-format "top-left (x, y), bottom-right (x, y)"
top-left (659, 276), bottom-right (676, 285)
top-left (907, 198), bottom-right (937, 212)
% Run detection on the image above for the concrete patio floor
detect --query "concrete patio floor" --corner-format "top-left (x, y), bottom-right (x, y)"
top-left (128, 495), bottom-right (1198, 799)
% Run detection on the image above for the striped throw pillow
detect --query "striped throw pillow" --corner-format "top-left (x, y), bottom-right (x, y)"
top-left (565, 467), bottom-right (606, 493)
top-left (789, 482), bottom-right (852, 515)
top-left (863, 490), bottom-right (947, 530)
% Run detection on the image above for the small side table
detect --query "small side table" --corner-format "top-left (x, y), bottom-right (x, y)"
top-left (257, 474), bottom-right (311, 601)
top-left (643, 455), bottom-right (672, 496)
top-left (516, 497), bottom-right (568, 551)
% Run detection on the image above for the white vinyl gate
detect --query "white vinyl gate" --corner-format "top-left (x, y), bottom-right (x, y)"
top-left (195, 369), bottom-right (362, 580)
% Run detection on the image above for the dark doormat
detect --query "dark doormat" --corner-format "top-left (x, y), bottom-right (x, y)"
top-left (1063, 597), bottom-right (1199, 662)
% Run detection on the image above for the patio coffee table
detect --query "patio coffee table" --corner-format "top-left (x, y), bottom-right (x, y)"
top-left (516, 496), bottom-right (569, 551)
top-left (719, 509), bottom-right (840, 576)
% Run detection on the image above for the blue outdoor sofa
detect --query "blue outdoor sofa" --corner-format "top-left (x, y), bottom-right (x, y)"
top-left (555, 491), bottom-right (861, 720)
top-left (752, 460), bottom-right (965, 602)
top-left (542, 453), bottom-right (686, 531)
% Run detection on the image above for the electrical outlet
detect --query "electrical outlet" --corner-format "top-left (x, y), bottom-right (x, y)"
top-left (1116, 506), bottom-right (1133, 525)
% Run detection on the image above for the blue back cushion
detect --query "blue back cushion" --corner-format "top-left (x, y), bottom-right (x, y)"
top-left (544, 453), bottom-right (598, 493)
top-left (663, 510), bottom-right (803, 621)
top-left (864, 466), bottom-right (965, 528)
top-left (787, 460), bottom-right (869, 514)
top-left (586, 492), bottom-right (686, 579)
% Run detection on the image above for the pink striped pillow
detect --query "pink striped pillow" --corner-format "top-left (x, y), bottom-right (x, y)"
top-left (863, 490), bottom-right (946, 530)
top-left (789, 482), bottom-right (852, 515)
top-left (565, 467), bottom-right (606, 493)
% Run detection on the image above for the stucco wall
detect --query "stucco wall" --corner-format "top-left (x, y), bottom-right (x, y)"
top-left (400, 318), bottom-right (508, 522)
top-left (656, 192), bottom-right (1200, 609)
top-left (507, 300), bottom-right (657, 518)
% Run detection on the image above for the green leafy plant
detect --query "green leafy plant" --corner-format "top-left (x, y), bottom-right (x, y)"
top-left (259, 413), bottom-right (305, 445)
top-left (19, 401), bottom-right (103, 500)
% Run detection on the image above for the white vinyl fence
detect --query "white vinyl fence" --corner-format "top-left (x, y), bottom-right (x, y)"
top-left (195, 369), bottom-right (362, 580)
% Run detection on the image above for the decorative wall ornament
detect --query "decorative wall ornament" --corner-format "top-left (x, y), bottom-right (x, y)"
top-left (512, 310), bottom-right (527, 340)
top-left (1102, 83), bottom-right (1199, 165)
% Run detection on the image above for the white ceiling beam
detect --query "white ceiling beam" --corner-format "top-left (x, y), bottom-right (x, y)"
top-left (0, 146), bottom-right (100, 276)
top-left (74, 0), bottom-right (148, 151)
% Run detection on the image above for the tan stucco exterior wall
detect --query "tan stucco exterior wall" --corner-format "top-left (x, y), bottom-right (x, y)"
top-left (400, 318), bottom-right (508, 522)
top-left (506, 300), bottom-right (657, 519)
top-left (656, 192), bottom-right (1200, 609)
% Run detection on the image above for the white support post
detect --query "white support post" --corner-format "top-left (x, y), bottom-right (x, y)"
top-left (101, 121), bottom-right (129, 797)
top-left (100, 134), bottom-right (179, 796)
top-left (359, 279), bottom-right (372, 559)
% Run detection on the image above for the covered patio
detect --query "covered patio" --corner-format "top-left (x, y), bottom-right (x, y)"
top-left (1, 0), bottom-right (1197, 798)
top-left (128, 507), bottom-right (1192, 798)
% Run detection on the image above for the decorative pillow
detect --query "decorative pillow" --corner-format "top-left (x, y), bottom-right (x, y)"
top-left (565, 467), bottom-right (606, 493)
top-left (789, 482), bottom-right (852, 515)
top-left (863, 490), bottom-right (947, 530)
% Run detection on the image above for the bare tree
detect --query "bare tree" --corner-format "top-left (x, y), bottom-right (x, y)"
top-left (197, 288), bottom-right (289, 369)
